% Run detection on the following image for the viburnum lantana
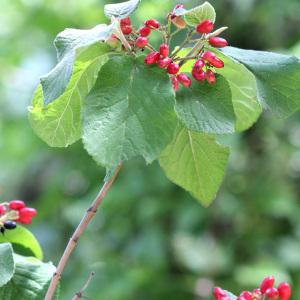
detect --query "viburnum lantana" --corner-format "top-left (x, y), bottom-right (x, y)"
top-left (110, 3), bottom-right (228, 91)
top-left (214, 276), bottom-right (292, 300)
top-left (0, 200), bottom-right (37, 233)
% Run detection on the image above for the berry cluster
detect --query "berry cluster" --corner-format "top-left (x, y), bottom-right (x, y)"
top-left (0, 200), bottom-right (37, 234)
top-left (110, 3), bottom-right (229, 92)
top-left (214, 276), bottom-right (291, 300)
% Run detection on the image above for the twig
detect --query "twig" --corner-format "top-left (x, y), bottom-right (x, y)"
top-left (72, 272), bottom-right (95, 300)
top-left (170, 29), bottom-right (194, 58)
top-left (44, 164), bottom-right (122, 300)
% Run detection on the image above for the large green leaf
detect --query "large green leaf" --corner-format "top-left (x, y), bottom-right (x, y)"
top-left (41, 23), bottom-right (116, 105)
top-left (82, 55), bottom-right (178, 168)
top-left (0, 226), bottom-right (43, 260)
top-left (175, 75), bottom-right (235, 134)
top-left (104, 0), bottom-right (141, 19)
top-left (0, 255), bottom-right (59, 300)
top-left (0, 244), bottom-right (15, 288)
top-left (29, 43), bottom-right (111, 147)
top-left (212, 49), bottom-right (262, 131)
top-left (222, 46), bottom-right (300, 118)
top-left (159, 125), bottom-right (229, 206)
top-left (184, 2), bottom-right (216, 26)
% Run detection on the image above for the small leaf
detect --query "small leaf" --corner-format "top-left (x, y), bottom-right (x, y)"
top-left (159, 125), bottom-right (229, 206)
top-left (104, 0), bottom-right (141, 19)
top-left (41, 23), bottom-right (116, 105)
top-left (184, 2), bottom-right (216, 26)
top-left (175, 75), bottom-right (235, 134)
top-left (222, 46), bottom-right (300, 118)
top-left (0, 243), bottom-right (15, 288)
top-left (0, 254), bottom-right (59, 300)
top-left (29, 43), bottom-right (111, 147)
top-left (82, 55), bottom-right (177, 168)
top-left (0, 225), bottom-right (43, 260)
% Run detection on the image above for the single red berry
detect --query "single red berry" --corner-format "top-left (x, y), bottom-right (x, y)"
top-left (167, 63), bottom-right (180, 75)
top-left (213, 287), bottom-right (227, 300)
top-left (260, 276), bottom-right (275, 294)
top-left (17, 216), bottom-right (32, 225)
top-left (0, 204), bottom-right (6, 215)
top-left (19, 207), bottom-right (37, 218)
top-left (144, 52), bottom-right (160, 65)
top-left (265, 287), bottom-right (279, 299)
top-left (201, 51), bottom-right (217, 62)
top-left (192, 69), bottom-right (206, 81)
top-left (278, 283), bottom-right (291, 300)
top-left (240, 291), bottom-right (252, 300)
top-left (211, 57), bottom-right (224, 68)
top-left (196, 19), bottom-right (214, 34)
top-left (9, 200), bottom-right (25, 211)
top-left (206, 70), bottom-right (216, 84)
top-left (171, 76), bottom-right (179, 92)
top-left (157, 57), bottom-right (172, 68)
top-left (209, 37), bottom-right (229, 48)
top-left (139, 26), bottom-right (151, 37)
top-left (121, 25), bottom-right (132, 35)
top-left (177, 73), bottom-right (192, 87)
top-left (159, 44), bottom-right (169, 58)
top-left (252, 288), bottom-right (263, 298)
top-left (136, 37), bottom-right (148, 48)
top-left (120, 17), bottom-right (131, 27)
top-left (237, 297), bottom-right (247, 300)
top-left (145, 19), bottom-right (160, 29)
top-left (193, 59), bottom-right (205, 71)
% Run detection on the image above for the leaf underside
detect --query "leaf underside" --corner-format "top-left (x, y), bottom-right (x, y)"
top-left (0, 244), bottom-right (15, 288)
top-left (104, 0), bottom-right (141, 19)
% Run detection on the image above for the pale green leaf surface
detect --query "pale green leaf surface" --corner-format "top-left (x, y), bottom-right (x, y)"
top-left (0, 243), bottom-right (15, 288)
top-left (175, 75), bottom-right (235, 134)
top-left (41, 23), bottom-right (116, 105)
top-left (159, 125), bottom-right (229, 206)
top-left (184, 2), bottom-right (216, 26)
top-left (222, 46), bottom-right (300, 118)
top-left (0, 226), bottom-right (43, 260)
top-left (29, 43), bottom-right (110, 147)
top-left (82, 55), bottom-right (178, 167)
top-left (104, 0), bottom-right (141, 19)
top-left (0, 255), bottom-right (59, 300)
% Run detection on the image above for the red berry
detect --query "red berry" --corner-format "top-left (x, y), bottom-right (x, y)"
top-left (240, 291), bottom-right (252, 300)
top-left (206, 70), bottom-right (216, 84)
top-left (121, 25), bottom-right (132, 35)
top-left (260, 276), bottom-right (275, 294)
top-left (17, 216), bottom-right (32, 225)
top-left (144, 52), bottom-right (160, 65)
top-left (201, 51), bottom-right (217, 62)
top-left (265, 287), bottom-right (279, 299)
top-left (19, 207), bottom-right (37, 218)
top-left (0, 204), bottom-right (6, 214)
top-left (159, 44), bottom-right (169, 58)
top-left (157, 57), bottom-right (172, 68)
top-left (252, 288), bottom-right (263, 298)
top-left (9, 200), bottom-right (25, 211)
top-left (171, 76), bottom-right (179, 92)
top-left (196, 19), bottom-right (214, 34)
top-left (214, 287), bottom-right (227, 300)
top-left (237, 297), bottom-right (247, 300)
top-left (167, 63), bottom-right (180, 75)
top-left (192, 69), bottom-right (206, 81)
top-left (139, 26), bottom-right (151, 37)
top-left (120, 17), bottom-right (131, 26)
top-left (201, 51), bottom-right (224, 68)
top-left (209, 37), bottom-right (229, 48)
top-left (193, 59), bottom-right (205, 71)
top-left (278, 283), bottom-right (291, 300)
top-left (136, 37), bottom-right (148, 48)
top-left (145, 19), bottom-right (160, 29)
top-left (177, 73), bottom-right (191, 87)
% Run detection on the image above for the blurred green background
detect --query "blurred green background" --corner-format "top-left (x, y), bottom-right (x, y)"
top-left (1, 0), bottom-right (300, 299)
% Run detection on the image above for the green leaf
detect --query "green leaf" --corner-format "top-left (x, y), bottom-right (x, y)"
top-left (0, 254), bottom-right (59, 300)
top-left (184, 2), bottom-right (216, 26)
top-left (159, 125), bottom-right (229, 206)
top-left (82, 55), bottom-right (178, 168)
top-left (0, 244), bottom-right (15, 288)
top-left (225, 291), bottom-right (237, 300)
top-left (175, 75), bottom-right (235, 134)
top-left (222, 46), bottom-right (300, 118)
top-left (29, 43), bottom-right (111, 147)
top-left (212, 49), bottom-right (262, 131)
top-left (0, 226), bottom-right (43, 260)
top-left (104, 0), bottom-right (141, 19)
top-left (41, 23), bottom-right (116, 105)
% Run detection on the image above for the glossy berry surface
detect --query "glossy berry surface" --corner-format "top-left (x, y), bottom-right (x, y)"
top-left (196, 19), bottom-right (214, 34)
top-left (171, 76), bottom-right (179, 92)
top-left (209, 37), bottom-right (229, 48)
top-left (167, 63), bottom-right (180, 75)
top-left (136, 37), bottom-right (148, 48)
top-left (278, 283), bottom-right (291, 300)
top-left (0, 204), bottom-right (6, 214)
top-left (192, 69), bottom-right (206, 81)
top-left (121, 26), bottom-right (132, 35)
top-left (260, 276), bottom-right (275, 293)
top-left (9, 200), bottom-right (25, 210)
top-left (144, 52), bottom-right (160, 65)
top-left (265, 287), bottom-right (279, 298)
top-left (139, 26), bottom-right (151, 37)
top-left (145, 19), bottom-right (160, 29)
top-left (120, 17), bottom-right (131, 27)
top-left (206, 70), bottom-right (216, 84)
top-left (159, 44), bottom-right (169, 58)
top-left (4, 221), bottom-right (17, 230)
top-left (177, 73), bottom-right (191, 87)
top-left (157, 57), bottom-right (172, 68)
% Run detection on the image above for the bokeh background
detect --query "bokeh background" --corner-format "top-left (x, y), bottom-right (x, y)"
top-left (1, 0), bottom-right (300, 299)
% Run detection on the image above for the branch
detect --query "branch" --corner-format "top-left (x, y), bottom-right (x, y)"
top-left (44, 164), bottom-right (122, 300)
top-left (72, 272), bottom-right (95, 300)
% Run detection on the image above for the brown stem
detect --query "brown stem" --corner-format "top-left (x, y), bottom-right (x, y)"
top-left (72, 272), bottom-right (95, 300)
top-left (44, 164), bottom-right (122, 300)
